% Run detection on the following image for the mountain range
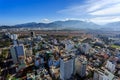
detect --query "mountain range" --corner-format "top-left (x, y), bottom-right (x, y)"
top-left (1, 20), bottom-right (120, 31)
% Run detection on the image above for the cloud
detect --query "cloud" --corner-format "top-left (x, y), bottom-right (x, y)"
top-left (58, 4), bottom-right (89, 16)
top-left (62, 18), bottom-right (85, 21)
top-left (40, 18), bottom-right (51, 23)
top-left (87, 0), bottom-right (120, 12)
top-left (90, 16), bottom-right (120, 25)
top-left (58, 0), bottom-right (120, 24)
top-left (90, 3), bottom-right (120, 16)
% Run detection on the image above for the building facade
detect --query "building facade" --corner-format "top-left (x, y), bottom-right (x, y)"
top-left (60, 55), bottom-right (75, 80)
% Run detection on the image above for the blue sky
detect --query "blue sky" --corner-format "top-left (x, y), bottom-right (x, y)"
top-left (0, 0), bottom-right (120, 25)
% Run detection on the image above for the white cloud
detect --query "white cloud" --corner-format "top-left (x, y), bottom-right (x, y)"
top-left (87, 0), bottom-right (120, 12)
top-left (58, 4), bottom-right (89, 16)
top-left (90, 3), bottom-right (120, 15)
top-left (40, 18), bottom-right (51, 23)
top-left (62, 18), bottom-right (85, 21)
top-left (90, 16), bottom-right (120, 25)
top-left (58, 0), bottom-right (120, 24)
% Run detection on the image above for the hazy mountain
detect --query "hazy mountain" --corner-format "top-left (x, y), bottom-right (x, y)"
top-left (14, 20), bottom-right (100, 29)
top-left (15, 22), bottom-right (46, 28)
top-left (52, 20), bottom-right (100, 29)
top-left (1, 20), bottom-right (120, 31)
top-left (102, 21), bottom-right (120, 31)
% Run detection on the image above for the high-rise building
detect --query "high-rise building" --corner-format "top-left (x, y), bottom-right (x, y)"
top-left (105, 60), bottom-right (116, 73)
top-left (10, 34), bottom-right (18, 40)
top-left (75, 56), bottom-right (87, 77)
top-left (10, 46), bottom-right (18, 64)
top-left (14, 44), bottom-right (25, 57)
top-left (81, 43), bottom-right (90, 54)
top-left (10, 44), bottom-right (25, 64)
top-left (13, 40), bottom-right (18, 46)
top-left (60, 55), bottom-right (75, 80)
top-left (25, 48), bottom-right (33, 57)
top-left (93, 69), bottom-right (115, 80)
top-left (31, 31), bottom-right (35, 37)
top-left (10, 34), bottom-right (18, 45)
top-left (64, 40), bottom-right (74, 51)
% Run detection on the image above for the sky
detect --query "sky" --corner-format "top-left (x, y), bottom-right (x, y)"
top-left (0, 0), bottom-right (120, 25)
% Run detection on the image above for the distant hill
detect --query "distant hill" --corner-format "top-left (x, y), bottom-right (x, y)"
top-left (104, 21), bottom-right (120, 31)
top-left (51, 20), bottom-right (100, 29)
top-left (98, 21), bottom-right (120, 31)
top-left (1, 20), bottom-right (120, 31)
top-left (14, 20), bottom-right (100, 30)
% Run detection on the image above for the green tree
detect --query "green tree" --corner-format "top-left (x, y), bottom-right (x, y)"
top-left (7, 74), bottom-right (11, 80)
top-left (2, 49), bottom-right (9, 59)
top-left (32, 48), bottom-right (38, 55)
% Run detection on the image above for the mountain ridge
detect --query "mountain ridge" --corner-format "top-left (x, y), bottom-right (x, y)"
top-left (14, 20), bottom-right (100, 29)
top-left (0, 20), bottom-right (120, 31)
